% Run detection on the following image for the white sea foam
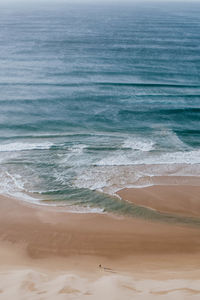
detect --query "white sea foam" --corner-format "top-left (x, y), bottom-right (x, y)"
top-left (123, 137), bottom-right (154, 151)
top-left (97, 155), bottom-right (132, 166)
top-left (0, 151), bottom-right (18, 163)
top-left (96, 149), bottom-right (200, 166)
top-left (39, 203), bottom-right (104, 213)
top-left (0, 169), bottom-right (105, 213)
top-left (0, 170), bottom-right (40, 203)
top-left (59, 144), bottom-right (89, 168)
top-left (140, 149), bottom-right (200, 165)
top-left (0, 171), bottom-right (23, 194)
top-left (74, 161), bottom-right (200, 196)
top-left (0, 142), bottom-right (53, 152)
top-left (74, 166), bottom-right (141, 194)
top-left (1, 136), bottom-right (200, 210)
top-left (68, 144), bottom-right (87, 153)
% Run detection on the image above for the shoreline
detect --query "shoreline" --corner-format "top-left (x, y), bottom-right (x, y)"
top-left (1, 183), bottom-right (200, 298)
top-left (117, 184), bottom-right (200, 218)
top-left (1, 191), bottom-right (200, 265)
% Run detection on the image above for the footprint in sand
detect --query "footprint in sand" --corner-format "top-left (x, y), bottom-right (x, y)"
top-left (20, 280), bottom-right (37, 292)
top-left (151, 288), bottom-right (200, 295)
top-left (20, 280), bottom-right (46, 295)
top-left (59, 286), bottom-right (81, 294)
top-left (121, 284), bottom-right (141, 293)
top-left (84, 291), bottom-right (93, 296)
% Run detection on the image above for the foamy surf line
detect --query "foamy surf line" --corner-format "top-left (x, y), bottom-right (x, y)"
top-left (0, 189), bottom-right (105, 214)
top-left (0, 136), bottom-right (200, 214)
top-left (96, 150), bottom-right (200, 166)
top-left (75, 162), bottom-right (200, 196)
top-left (35, 201), bottom-right (105, 214)
top-left (0, 142), bottom-right (53, 152)
top-left (0, 169), bottom-right (105, 213)
top-left (1, 163), bottom-right (200, 215)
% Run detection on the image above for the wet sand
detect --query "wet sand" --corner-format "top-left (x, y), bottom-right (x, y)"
top-left (0, 186), bottom-right (200, 299)
top-left (117, 185), bottom-right (200, 217)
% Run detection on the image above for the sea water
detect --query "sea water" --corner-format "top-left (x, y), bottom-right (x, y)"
top-left (0, 1), bottom-right (200, 218)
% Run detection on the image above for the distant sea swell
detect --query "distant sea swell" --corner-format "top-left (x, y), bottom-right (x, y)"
top-left (0, 1), bottom-right (200, 220)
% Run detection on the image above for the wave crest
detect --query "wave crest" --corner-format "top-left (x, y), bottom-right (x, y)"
top-left (0, 142), bottom-right (53, 152)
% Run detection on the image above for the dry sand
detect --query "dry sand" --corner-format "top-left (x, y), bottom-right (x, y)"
top-left (0, 184), bottom-right (200, 299)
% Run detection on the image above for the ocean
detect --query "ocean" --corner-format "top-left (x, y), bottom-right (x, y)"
top-left (0, 1), bottom-right (200, 218)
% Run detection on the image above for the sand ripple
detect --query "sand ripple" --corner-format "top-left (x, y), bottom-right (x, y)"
top-left (0, 269), bottom-right (200, 300)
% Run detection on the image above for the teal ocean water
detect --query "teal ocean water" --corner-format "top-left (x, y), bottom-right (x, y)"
top-left (0, 1), bottom-right (200, 218)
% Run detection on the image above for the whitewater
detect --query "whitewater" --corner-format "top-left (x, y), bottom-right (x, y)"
top-left (0, 1), bottom-right (200, 215)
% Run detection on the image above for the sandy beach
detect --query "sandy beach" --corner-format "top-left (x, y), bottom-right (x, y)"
top-left (117, 185), bottom-right (200, 217)
top-left (0, 184), bottom-right (200, 299)
top-left (1, 0), bottom-right (200, 298)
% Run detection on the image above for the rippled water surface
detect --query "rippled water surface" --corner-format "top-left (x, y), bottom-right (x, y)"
top-left (0, 1), bottom-right (200, 217)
